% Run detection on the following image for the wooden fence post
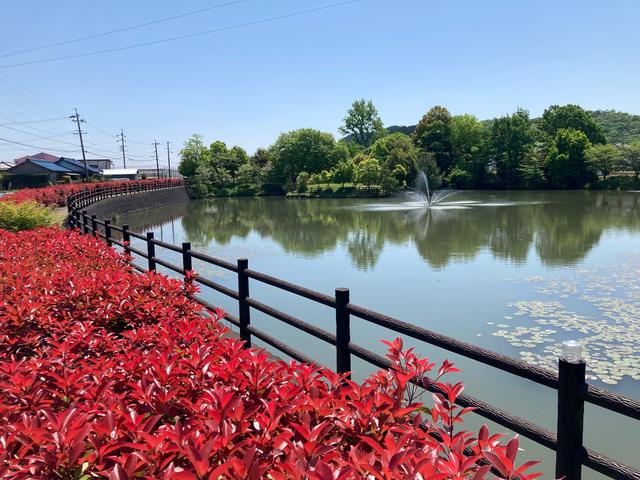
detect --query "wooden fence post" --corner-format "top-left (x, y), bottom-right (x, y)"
top-left (91, 215), bottom-right (97, 237)
top-left (182, 242), bottom-right (192, 285)
top-left (146, 232), bottom-right (156, 272)
top-left (82, 211), bottom-right (88, 234)
top-left (104, 219), bottom-right (112, 246)
top-left (335, 288), bottom-right (351, 377)
top-left (555, 345), bottom-right (586, 480)
top-left (237, 258), bottom-right (251, 348)
top-left (122, 225), bottom-right (130, 256)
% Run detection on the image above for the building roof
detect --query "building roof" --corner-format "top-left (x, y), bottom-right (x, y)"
top-left (0, 161), bottom-right (14, 171)
top-left (56, 157), bottom-right (101, 174)
top-left (14, 152), bottom-right (60, 164)
top-left (102, 168), bottom-right (139, 176)
top-left (28, 159), bottom-right (72, 172)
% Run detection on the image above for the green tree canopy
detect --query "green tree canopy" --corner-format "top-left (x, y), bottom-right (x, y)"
top-left (490, 108), bottom-right (535, 187)
top-left (586, 144), bottom-right (622, 180)
top-left (546, 128), bottom-right (593, 188)
top-left (269, 128), bottom-right (348, 186)
top-left (621, 142), bottom-right (640, 178)
top-left (539, 105), bottom-right (606, 144)
top-left (355, 156), bottom-right (382, 188)
top-left (178, 134), bottom-right (209, 177)
top-left (412, 106), bottom-right (453, 173)
top-left (339, 99), bottom-right (385, 148)
top-left (370, 133), bottom-right (418, 177)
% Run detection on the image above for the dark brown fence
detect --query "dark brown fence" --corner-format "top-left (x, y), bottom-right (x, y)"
top-left (67, 182), bottom-right (640, 480)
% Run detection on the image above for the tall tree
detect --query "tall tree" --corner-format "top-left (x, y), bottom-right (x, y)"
top-left (339, 99), bottom-right (385, 148)
top-left (412, 106), bottom-right (453, 174)
top-left (490, 109), bottom-right (535, 187)
top-left (586, 144), bottom-right (622, 180)
top-left (450, 114), bottom-right (488, 186)
top-left (539, 104), bottom-right (606, 144)
top-left (621, 142), bottom-right (640, 178)
top-left (178, 134), bottom-right (209, 177)
top-left (545, 128), bottom-right (593, 188)
top-left (370, 133), bottom-right (418, 179)
top-left (269, 128), bottom-right (348, 187)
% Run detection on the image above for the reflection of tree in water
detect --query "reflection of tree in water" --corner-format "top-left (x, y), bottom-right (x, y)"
top-left (177, 192), bottom-right (640, 270)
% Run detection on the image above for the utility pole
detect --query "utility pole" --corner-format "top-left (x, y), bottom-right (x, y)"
top-left (70, 108), bottom-right (88, 179)
top-left (118, 129), bottom-right (127, 169)
top-left (166, 141), bottom-right (172, 178)
top-left (153, 140), bottom-right (160, 178)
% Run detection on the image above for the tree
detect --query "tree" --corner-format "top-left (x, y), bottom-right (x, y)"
top-left (295, 172), bottom-right (310, 192)
top-left (545, 128), bottom-right (593, 188)
top-left (332, 159), bottom-right (355, 186)
top-left (339, 99), bottom-right (385, 148)
top-left (178, 134), bottom-right (209, 177)
top-left (355, 157), bottom-right (382, 188)
top-left (412, 106), bottom-right (453, 173)
top-left (517, 142), bottom-right (547, 189)
top-left (235, 163), bottom-right (259, 195)
top-left (370, 133), bottom-right (419, 180)
top-left (586, 144), bottom-right (622, 180)
top-left (621, 142), bottom-right (640, 178)
top-left (450, 115), bottom-right (489, 186)
top-left (490, 109), bottom-right (535, 187)
top-left (539, 104), bottom-right (606, 144)
top-left (269, 128), bottom-right (348, 185)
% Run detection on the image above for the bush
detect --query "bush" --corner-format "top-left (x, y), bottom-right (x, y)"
top-left (1, 179), bottom-right (183, 207)
top-left (0, 228), bottom-right (540, 479)
top-left (0, 201), bottom-right (52, 231)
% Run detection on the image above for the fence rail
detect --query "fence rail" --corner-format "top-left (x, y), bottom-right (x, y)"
top-left (66, 181), bottom-right (640, 480)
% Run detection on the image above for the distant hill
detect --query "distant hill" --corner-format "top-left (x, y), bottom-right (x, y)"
top-left (361, 110), bottom-right (640, 145)
top-left (589, 110), bottom-right (640, 144)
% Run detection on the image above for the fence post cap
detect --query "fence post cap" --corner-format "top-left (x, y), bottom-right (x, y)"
top-left (561, 340), bottom-right (582, 363)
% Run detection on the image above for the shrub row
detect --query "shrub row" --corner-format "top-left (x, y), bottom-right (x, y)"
top-left (1, 179), bottom-right (181, 208)
top-left (0, 229), bottom-right (540, 478)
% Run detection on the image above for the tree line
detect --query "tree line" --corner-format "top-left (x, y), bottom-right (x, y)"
top-left (178, 101), bottom-right (640, 196)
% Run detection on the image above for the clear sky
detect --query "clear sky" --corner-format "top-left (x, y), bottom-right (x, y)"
top-left (0, 0), bottom-right (638, 167)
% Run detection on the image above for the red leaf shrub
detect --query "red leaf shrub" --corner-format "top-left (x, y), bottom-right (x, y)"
top-left (1, 179), bottom-right (182, 207)
top-left (0, 228), bottom-right (541, 479)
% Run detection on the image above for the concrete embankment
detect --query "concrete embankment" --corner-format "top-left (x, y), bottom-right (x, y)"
top-left (83, 186), bottom-right (189, 219)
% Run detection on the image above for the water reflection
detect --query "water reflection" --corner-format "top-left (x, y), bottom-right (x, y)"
top-left (171, 191), bottom-right (640, 269)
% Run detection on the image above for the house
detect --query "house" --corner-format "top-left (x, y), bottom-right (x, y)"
top-left (101, 168), bottom-right (140, 180)
top-left (56, 157), bottom-right (101, 177)
top-left (0, 161), bottom-right (14, 172)
top-left (13, 152), bottom-right (60, 165)
top-left (86, 158), bottom-right (114, 170)
top-left (4, 159), bottom-right (80, 187)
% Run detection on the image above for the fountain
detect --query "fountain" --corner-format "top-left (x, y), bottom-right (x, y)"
top-left (411, 171), bottom-right (457, 207)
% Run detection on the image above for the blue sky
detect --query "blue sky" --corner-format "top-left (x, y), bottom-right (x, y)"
top-left (0, 0), bottom-right (638, 167)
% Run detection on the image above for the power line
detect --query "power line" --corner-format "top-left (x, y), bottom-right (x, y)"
top-left (0, 116), bottom-right (68, 126)
top-left (0, 0), bottom-right (364, 69)
top-left (0, 136), bottom-right (78, 153)
top-left (0, 0), bottom-right (248, 59)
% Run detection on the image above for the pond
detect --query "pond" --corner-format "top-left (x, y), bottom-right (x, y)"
top-left (120, 190), bottom-right (640, 478)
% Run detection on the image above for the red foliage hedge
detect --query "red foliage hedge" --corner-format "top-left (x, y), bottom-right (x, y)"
top-left (1, 179), bottom-right (182, 208)
top-left (0, 228), bottom-right (541, 479)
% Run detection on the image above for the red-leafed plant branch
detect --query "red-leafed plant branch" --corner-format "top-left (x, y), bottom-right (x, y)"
top-left (0, 228), bottom-right (542, 479)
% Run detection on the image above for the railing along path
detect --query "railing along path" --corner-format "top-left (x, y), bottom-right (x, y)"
top-left (66, 180), bottom-right (640, 480)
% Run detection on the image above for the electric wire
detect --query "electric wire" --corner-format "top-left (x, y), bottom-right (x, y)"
top-left (0, 0), bottom-right (249, 59)
top-left (0, 0), bottom-right (363, 69)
